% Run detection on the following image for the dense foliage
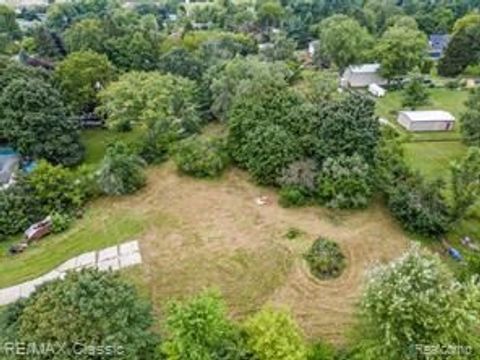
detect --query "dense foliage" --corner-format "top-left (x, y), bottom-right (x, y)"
top-left (356, 245), bottom-right (480, 359)
top-left (97, 142), bottom-right (146, 196)
top-left (401, 75), bottom-right (430, 109)
top-left (174, 136), bottom-right (230, 178)
top-left (98, 71), bottom-right (200, 133)
top-left (0, 78), bottom-right (84, 166)
top-left (0, 269), bottom-right (158, 359)
top-left (244, 307), bottom-right (307, 360)
top-left (162, 291), bottom-right (247, 359)
top-left (460, 88), bottom-right (480, 145)
top-left (317, 154), bottom-right (373, 209)
top-left (55, 50), bottom-right (116, 113)
top-left (0, 161), bottom-right (87, 239)
top-left (304, 238), bottom-right (346, 279)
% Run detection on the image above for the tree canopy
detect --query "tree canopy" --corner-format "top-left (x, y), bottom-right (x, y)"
top-left (0, 78), bottom-right (83, 166)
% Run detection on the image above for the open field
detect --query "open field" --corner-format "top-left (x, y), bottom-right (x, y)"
top-left (0, 162), bottom-right (410, 344)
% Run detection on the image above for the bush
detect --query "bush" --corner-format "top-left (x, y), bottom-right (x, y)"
top-left (97, 141), bottom-right (146, 196)
top-left (0, 161), bottom-right (86, 239)
top-left (244, 307), bottom-right (307, 360)
top-left (278, 159), bottom-right (318, 193)
top-left (278, 186), bottom-right (309, 208)
top-left (4, 269), bottom-right (159, 359)
top-left (304, 238), bottom-right (346, 279)
top-left (137, 119), bottom-right (180, 164)
top-left (316, 154), bottom-right (373, 209)
top-left (50, 211), bottom-right (72, 233)
top-left (307, 341), bottom-right (335, 360)
top-left (387, 175), bottom-right (450, 237)
top-left (174, 136), bottom-right (230, 178)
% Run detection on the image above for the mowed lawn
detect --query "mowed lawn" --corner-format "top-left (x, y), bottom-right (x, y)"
top-left (403, 141), bottom-right (468, 181)
top-left (0, 161), bottom-right (410, 344)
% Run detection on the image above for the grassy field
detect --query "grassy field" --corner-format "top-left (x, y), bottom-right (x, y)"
top-left (403, 141), bottom-right (468, 181)
top-left (0, 161), bottom-right (410, 344)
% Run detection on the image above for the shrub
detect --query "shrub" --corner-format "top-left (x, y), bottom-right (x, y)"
top-left (161, 290), bottom-right (246, 359)
top-left (401, 75), bottom-right (430, 109)
top-left (304, 238), bottom-right (346, 279)
top-left (244, 307), bottom-right (307, 360)
top-left (137, 119), bottom-right (181, 164)
top-left (174, 136), bottom-right (229, 178)
top-left (307, 341), bottom-right (335, 360)
top-left (278, 159), bottom-right (318, 193)
top-left (0, 161), bottom-right (87, 239)
top-left (387, 175), bottom-right (451, 237)
top-left (285, 227), bottom-right (303, 240)
top-left (50, 211), bottom-right (72, 233)
top-left (316, 154), bottom-right (373, 209)
top-left (278, 186), bottom-right (309, 208)
top-left (97, 141), bottom-right (146, 196)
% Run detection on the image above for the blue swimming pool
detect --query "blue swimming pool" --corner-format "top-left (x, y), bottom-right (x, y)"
top-left (0, 147), bottom-right (16, 156)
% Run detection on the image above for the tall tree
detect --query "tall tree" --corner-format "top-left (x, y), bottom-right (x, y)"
top-left (450, 147), bottom-right (480, 222)
top-left (438, 22), bottom-right (480, 77)
top-left (63, 18), bottom-right (107, 54)
top-left (375, 25), bottom-right (427, 80)
top-left (318, 14), bottom-right (372, 71)
top-left (401, 75), bottom-right (430, 109)
top-left (0, 78), bottom-right (83, 166)
top-left (460, 88), bottom-right (480, 145)
top-left (55, 50), bottom-right (116, 113)
top-left (356, 245), bottom-right (480, 359)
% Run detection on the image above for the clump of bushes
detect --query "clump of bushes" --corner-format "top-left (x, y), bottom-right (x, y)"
top-left (97, 141), bottom-right (146, 196)
top-left (278, 186), bottom-right (309, 208)
top-left (316, 154), bottom-right (373, 209)
top-left (304, 237), bottom-right (346, 280)
top-left (0, 160), bottom-right (89, 240)
top-left (173, 136), bottom-right (229, 178)
top-left (50, 211), bottom-right (73, 233)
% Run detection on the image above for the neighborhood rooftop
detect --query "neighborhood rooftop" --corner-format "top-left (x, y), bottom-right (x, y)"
top-left (399, 110), bottom-right (455, 121)
top-left (348, 63), bottom-right (381, 73)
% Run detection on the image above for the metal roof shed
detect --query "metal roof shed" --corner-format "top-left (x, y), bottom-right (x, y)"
top-left (397, 110), bottom-right (456, 132)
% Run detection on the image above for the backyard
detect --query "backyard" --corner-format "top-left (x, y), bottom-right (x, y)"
top-left (0, 161), bottom-right (410, 344)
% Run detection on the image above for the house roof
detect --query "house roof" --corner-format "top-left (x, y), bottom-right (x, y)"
top-left (399, 110), bottom-right (455, 122)
top-left (348, 63), bottom-right (381, 74)
top-left (429, 34), bottom-right (450, 51)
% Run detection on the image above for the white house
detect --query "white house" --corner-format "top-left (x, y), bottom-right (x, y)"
top-left (397, 111), bottom-right (456, 132)
top-left (368, 83), bottom-right (386, 97)
top-left (341, 63), bottom-right (387, 88)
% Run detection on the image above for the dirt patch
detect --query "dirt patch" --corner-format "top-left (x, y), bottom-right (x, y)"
top-left (113, 163), bottom-right (409, 344)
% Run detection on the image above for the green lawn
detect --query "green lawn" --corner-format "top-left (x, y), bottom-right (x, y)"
top-left (403, 141), bottom-right (468, 181)
top-left (81, 127), bottom-right (144, 166)
top-left (0, 204), bottom-right (148, 288)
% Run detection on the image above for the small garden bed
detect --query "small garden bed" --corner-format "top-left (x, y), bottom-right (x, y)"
top-left (304, 238), bottom-right (346, 280)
